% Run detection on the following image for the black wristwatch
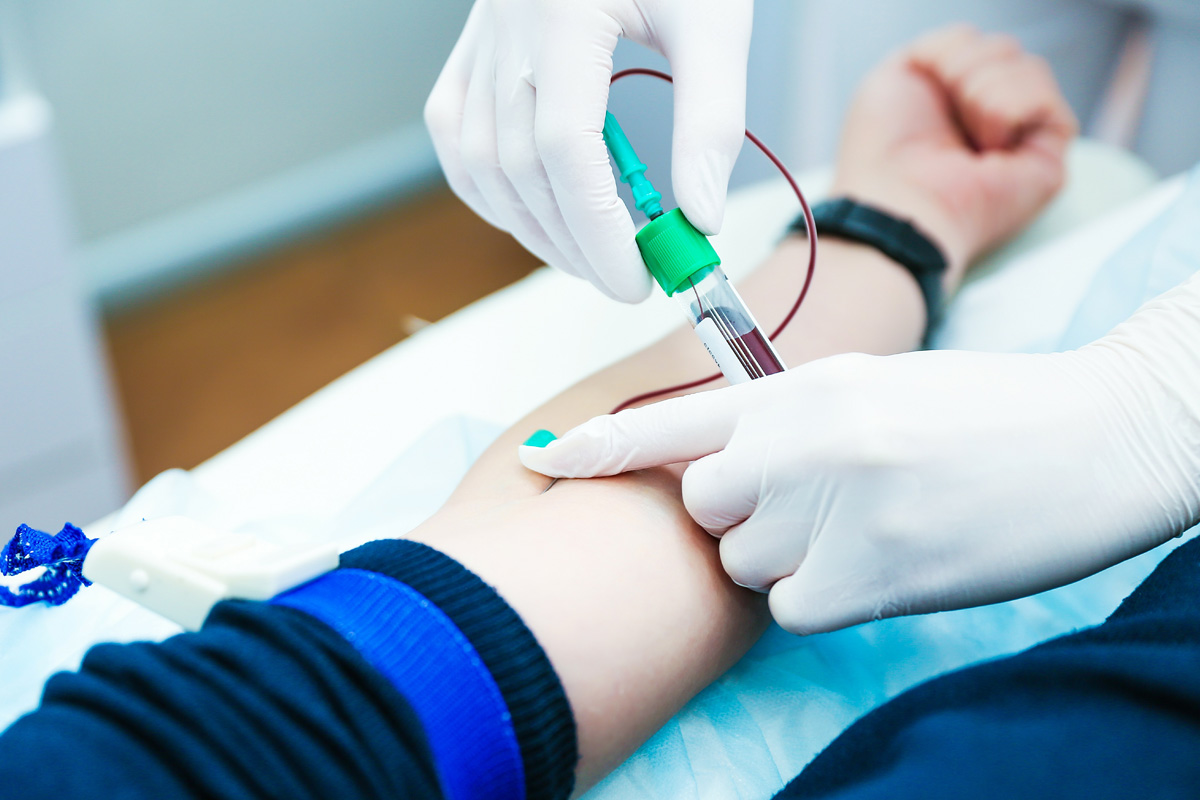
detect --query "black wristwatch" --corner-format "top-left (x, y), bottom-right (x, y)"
top-left (790, 198), bottom-right (949, 328)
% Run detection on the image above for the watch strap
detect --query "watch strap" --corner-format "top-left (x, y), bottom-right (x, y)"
top-left (792, 198), bottom-right (949, 326)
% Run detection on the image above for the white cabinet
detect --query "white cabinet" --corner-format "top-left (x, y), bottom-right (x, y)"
top-left (0, 93), bottom-right (129, 532)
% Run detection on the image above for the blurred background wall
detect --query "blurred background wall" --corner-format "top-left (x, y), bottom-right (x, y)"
top-left (0, 3), bottom-right (129, 529)
top-left (11, 0), bottom-right (475, 304)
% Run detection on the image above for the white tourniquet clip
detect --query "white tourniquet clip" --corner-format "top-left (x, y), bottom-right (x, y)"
top-left (83, 517), bottom-right (340, 631)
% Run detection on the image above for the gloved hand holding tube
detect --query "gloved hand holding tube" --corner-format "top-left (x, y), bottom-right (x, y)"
top-left (424, 0), bottom-right (753, 303)
top-left (520, 275), bottom-right (1200, 634)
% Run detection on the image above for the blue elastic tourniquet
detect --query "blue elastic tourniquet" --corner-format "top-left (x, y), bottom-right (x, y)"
top-left (270, 568), bottom-right (525, 800)
top-left (0, 523), bottom-right (95, 609)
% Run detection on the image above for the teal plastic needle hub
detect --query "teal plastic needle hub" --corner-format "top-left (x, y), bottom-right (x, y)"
top-left (602, 112), bottom-right (664, 220)
top-left (602, 110), bottom-right (721, 297)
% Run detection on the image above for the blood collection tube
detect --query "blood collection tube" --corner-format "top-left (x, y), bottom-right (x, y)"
top-left (636, 209), bottom-right (785, 384)
top-left (674, 260), bottom-right (785, 383)
top-left (603, 112), bottom-right (786, 384)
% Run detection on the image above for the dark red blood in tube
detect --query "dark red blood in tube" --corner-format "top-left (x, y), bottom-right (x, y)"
top-left (700, 306), bottom-right (786, 379)
top-left (729, 326), bottom-right (785, 378)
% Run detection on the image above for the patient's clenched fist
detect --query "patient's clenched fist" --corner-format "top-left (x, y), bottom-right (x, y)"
top-left (829, 25), bottom-right (1078, 281)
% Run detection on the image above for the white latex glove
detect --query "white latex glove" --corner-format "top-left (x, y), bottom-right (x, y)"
top-left (424, 0), bottom-right (753, 303)
top-left (520, 275), bottom-right (1200, 634)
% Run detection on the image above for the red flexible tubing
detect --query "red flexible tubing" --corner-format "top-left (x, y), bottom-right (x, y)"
top-left (608, 67), bottom-right (818, 414)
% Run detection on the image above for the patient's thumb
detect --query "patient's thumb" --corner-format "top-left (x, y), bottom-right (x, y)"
top-left (518, 391), bottom-right (742, 478)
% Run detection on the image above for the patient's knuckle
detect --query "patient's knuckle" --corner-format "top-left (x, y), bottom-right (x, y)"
top-left (961, 70), bottom-right (999, 105)
top-left (985, 33), bottom-right (1022, 58)
top-left (1024, 53), bottom-right (1055, 82)
top-left (921, 23), bottom-right (977, 53)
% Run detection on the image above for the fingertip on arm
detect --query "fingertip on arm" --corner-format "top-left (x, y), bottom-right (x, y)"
top-left (517, 437), bottom-right (579, 478)
top-left (515, 415), bottom-right (634, 479)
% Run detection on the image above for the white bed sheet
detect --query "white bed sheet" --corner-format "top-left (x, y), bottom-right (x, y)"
top-left (0, 141), bottom-right (1187, 799)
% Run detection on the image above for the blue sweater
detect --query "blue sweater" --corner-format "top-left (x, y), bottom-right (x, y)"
top-left (4, 534), bottom-right (1198, 799)
top-left (0, 540), bottom-right (577, 800)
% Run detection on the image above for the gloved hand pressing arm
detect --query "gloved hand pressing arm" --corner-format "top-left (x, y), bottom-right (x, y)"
top-left (519, 277), bottom-right (1200, 634)
top-left (424, 0), bottom-right (753, 302)
top-left (512, 28), bottom-right (1200, 635)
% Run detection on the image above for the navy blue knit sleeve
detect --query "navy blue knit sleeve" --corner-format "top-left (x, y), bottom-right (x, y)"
top-left (0, 539), bottom-right (578, 800)
top-left (0, 600), bottom-right (443, 799)
top-left (339, 540), bottom-right (577, 800)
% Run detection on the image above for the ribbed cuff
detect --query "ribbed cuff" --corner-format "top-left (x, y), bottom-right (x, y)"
top-left (270, 569), bottom-right (523, 800)
top-left (342, 540), bottom-right (578, 800)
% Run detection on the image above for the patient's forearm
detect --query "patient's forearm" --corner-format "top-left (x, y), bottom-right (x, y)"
top-left (458, 237), bottom-right (927, 503)
top-left (407, 235), bottom-right (929, 790)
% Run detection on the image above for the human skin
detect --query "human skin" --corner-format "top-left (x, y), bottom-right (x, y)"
top-left (407, 25), bottom-right (1076, 792)
top-left (409, 238), bottom-right (927, 787)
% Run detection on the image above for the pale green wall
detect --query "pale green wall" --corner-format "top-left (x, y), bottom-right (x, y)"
top-left (11, 0), bottom-right (473, 242)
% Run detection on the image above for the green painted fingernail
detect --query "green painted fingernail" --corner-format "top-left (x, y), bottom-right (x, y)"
top-left (523, 430), bottom-right (558, 448)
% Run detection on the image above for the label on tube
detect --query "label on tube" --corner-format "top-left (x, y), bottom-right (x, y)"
top-left (694, 317), bottom-right (753, 385)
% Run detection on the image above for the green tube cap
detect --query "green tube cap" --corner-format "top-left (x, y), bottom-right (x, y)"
top-left (635, 209), bottom-right (721, 296)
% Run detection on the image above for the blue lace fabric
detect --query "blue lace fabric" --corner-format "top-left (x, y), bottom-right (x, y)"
top-left (0, 523), bottom-right (96, 608)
